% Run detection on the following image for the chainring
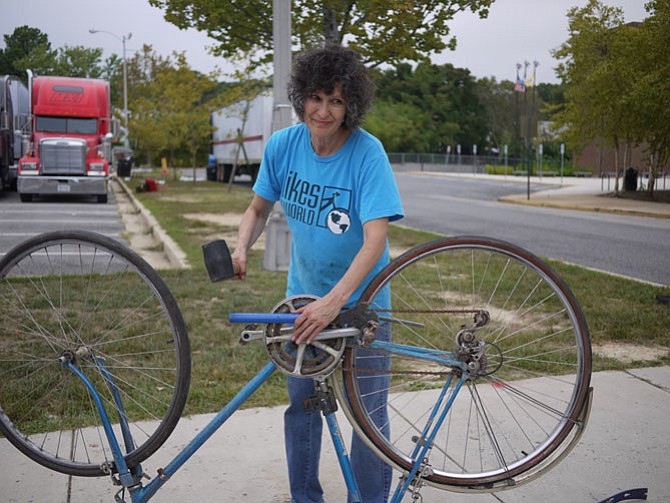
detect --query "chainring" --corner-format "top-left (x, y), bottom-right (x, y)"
top-left (264, 295), bottom-right (347, 378)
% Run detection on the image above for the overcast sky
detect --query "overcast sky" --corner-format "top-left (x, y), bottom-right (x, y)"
top-left (1, 0), bottom-right (649, 84)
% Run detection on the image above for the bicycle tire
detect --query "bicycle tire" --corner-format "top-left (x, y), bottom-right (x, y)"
top-left (338, 236), bottom-right (592, 490)
top-left (0, 230), bottom-right (191, 477)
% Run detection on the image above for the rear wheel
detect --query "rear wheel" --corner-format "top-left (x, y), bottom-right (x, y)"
top-left (0, 231), bottom-right (190, 476)
top-left (19, 193), bottom-right (33, 202)
top-left (338, 236), bottom-right (592, 490)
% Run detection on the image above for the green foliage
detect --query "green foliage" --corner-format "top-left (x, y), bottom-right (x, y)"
top-left (148, 0), bottom-right (494, 69)
top-left (124, 180), bottom-right (669, 413)
top-left (0, 26), bottom-right (55, 77)
top-left (364, 100), bottom-right (432, 152)
top-left (552, 0), bottom-right (669, 193)
top-left (366, 63), bottom-right (494, 154)
top-left (126, 46), bottom-right (225, 167)
top-left (0, 26), bottom-right (107, 79)
top-left (51, 46), bottom-right (105, 78)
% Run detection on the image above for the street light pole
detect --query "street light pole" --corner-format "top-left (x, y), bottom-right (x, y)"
top-left (89, 29), bottom-right (132, 144)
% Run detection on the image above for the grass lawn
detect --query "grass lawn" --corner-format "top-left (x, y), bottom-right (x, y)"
top-left (128, 174), bottom-right (670, 416)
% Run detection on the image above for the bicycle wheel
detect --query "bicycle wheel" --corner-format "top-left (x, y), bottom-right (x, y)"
top-left (338, 236), bottom-right (591, 490)
top-left (0, 231), bottom-right (190, 477)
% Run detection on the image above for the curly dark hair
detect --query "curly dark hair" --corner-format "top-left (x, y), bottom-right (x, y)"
top-left (288, 44), bottom-right (374, 130)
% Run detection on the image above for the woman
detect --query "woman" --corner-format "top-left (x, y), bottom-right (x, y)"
top-left (232, 44), bottom-right (404, 503)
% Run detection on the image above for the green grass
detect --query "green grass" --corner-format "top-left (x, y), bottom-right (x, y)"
top-left (128, 175), bottom-right (670, 417)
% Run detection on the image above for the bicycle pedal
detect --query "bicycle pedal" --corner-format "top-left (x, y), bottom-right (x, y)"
top-left (303, 390), bottom-right (338, 415)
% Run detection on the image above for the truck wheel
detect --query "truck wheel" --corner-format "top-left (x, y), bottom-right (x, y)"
top-left (222, 165), bottom-right (233, 183)
top-left (97, 194), bottom-right (108, 204)
top-left (19, 194), bottom-right (33, 203)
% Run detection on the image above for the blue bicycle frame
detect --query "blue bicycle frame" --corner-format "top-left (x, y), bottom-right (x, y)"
top-left (60, 312), bottom-right (469, 503)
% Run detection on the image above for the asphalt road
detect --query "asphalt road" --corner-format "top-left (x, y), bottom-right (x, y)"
top-left (395, 172), bottom-right (670, 285)
top-left (1, 174), bottom-right (668, 285)
top-left (0, 190), bottom-right (125, 258)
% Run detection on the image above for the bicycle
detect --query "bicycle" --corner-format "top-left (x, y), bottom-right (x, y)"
top-left (0, 230), bottom-right (593, 502)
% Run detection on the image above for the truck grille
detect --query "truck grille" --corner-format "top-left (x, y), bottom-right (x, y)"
top-left (40, 138), bottom-right (87, 175)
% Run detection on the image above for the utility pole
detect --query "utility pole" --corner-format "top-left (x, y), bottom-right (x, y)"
top-left (265, 0), bottom-right (293, 271)
top-left (272, 0), bottom-right (292, 132)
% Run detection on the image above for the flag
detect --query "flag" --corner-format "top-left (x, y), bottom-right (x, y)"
top-left (514, 63), bottom-right (526, 93)
top-left (514, 77), bottom-right (526, 92)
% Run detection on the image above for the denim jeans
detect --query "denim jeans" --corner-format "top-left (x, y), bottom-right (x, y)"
top-left (284, 324), bottom-right (392, 503)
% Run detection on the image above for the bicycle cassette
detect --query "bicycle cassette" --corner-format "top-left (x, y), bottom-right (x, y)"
top-left (264, 295), bottom-right (347, 378)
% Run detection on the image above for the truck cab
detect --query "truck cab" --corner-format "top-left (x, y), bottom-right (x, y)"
top-left (17, 75), bottom-right (114, 203)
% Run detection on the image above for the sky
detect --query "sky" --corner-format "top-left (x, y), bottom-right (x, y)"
top-left (1, 0), bottom-right (649, 85)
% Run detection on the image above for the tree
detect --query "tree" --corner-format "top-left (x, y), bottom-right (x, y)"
top-left (476, 77), bottom-right (516, 155)
top-left (627, 0), bottom-right (670, 196)
top-left (1, 26), bottom-right (111, 80)
top-left (148, 0), bottom-right (494, 68)
top-left (52, 46), bottom-right (105, 78)
top-left (126, 45), bottom-right (176, 166)
top-left (126, 46), bottom-right (224, 169)
top-left (372, 62), bottom-right (487, 153)
top-left (0, 26), bottom-right (56, 77)
top-left (163, 53), bottom-right (224, 178)
top-left (553, 0), bottom-right (669, 195)
top-left (364, 100), bottom-right (432, 152)
top-left (553, 0), bottom-right (630, 190)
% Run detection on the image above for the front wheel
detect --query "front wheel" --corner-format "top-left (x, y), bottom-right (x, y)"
top-left (338, 236), bottom-right (592, 490)
top-left (0, 231), bottom-right (191, 476)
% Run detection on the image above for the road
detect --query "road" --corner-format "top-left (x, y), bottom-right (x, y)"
top-left (1, 174), bottom-right (668, 285)
top-left (0, 190), bottom-right (125, 258)
top-left (395, 172), bottom-right (670, 285)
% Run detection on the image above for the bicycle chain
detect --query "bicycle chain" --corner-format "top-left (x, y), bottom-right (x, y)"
top-left (376, 308), bottom-right (482, 314)
top-left (343, 367), bottom-right (453, 377)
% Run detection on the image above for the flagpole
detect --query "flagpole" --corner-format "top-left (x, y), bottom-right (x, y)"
top-left (526, 61), bottom-right (539, 199)
top-left (513, 63), bottom-right (521, 171)
top-left (524, 61), bottom-right (530, 200)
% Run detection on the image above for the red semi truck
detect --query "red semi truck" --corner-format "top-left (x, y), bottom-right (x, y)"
top-left (17, 73), bottom-right (115, 203)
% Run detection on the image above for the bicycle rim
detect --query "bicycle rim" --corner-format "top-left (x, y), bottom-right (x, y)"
top-left (339, 236), bottom-right (591, 490)
top-left (0, 231), bottom-right (190, 476)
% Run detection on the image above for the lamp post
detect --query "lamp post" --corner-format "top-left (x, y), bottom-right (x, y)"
top-left (504, 144), bottom-right (508, 177)
top-left (472, 144), bottom-right (477, 173)
top-left (89, 29), bottom-right (132, 138)
top-left (560, 143), bottom-right (565, 184)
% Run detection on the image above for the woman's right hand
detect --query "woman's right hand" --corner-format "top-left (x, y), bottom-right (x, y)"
top-left (230, 251), bottom-right (247, 280)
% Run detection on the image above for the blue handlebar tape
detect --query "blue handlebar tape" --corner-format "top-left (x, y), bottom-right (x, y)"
top-left (228, 313), bottom-right (300, 324)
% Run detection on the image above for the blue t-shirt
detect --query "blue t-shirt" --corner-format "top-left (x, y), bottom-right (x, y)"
top-left (253, 123), bottom-right (404, 309)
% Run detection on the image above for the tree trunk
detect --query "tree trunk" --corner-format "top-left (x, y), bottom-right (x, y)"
top-left (648, 153), bottom-right (657, 197)
top-left (612, 135), bottom-right (620, 194)
top-left (323, 6), bottom-right (339, 44)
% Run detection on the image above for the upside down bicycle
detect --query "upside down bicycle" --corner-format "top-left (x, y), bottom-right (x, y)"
top-left (0, 230), bottom-right (593, 502)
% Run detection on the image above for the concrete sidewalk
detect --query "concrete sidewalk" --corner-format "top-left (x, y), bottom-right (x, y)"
top-left (2, 175), bottom-right (667, 502)
top-left (422, 172), bottom-right (670, 219)
top-left (497, 175), bottom-right (670, 219)
top-left (1, 367), bottom-right (668, 502)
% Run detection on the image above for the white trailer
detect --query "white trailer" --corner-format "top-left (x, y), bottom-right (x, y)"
top-left (210, 91), bottom-right (275, 183)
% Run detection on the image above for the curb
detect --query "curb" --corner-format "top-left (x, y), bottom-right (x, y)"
top-left (498, 195), bottom-right (670, 220)
top-left (113, 176), bottom-right (190, 269)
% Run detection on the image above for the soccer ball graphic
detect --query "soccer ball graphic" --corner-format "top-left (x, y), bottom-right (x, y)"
top-left (327, 209), bottom-right (351, 234)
